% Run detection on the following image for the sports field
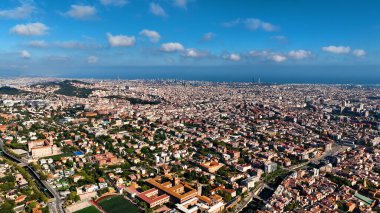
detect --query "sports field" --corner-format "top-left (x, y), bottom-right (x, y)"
top-left (74, 205), bottom-right (101, 213)
top-left (98, 196), bottom-right (139, 213)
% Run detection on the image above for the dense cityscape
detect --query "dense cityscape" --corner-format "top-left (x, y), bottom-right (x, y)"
top-left (0, 78), bottom-right (378, 213)
top-left (1, 0), bottom-right (380, 212)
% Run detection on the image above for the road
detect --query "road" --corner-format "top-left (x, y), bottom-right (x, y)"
top-left (285, 143), bottom-right (347, 172)
top-left (310, 143), bottom-right (347, 164)
top-left (240, 143), bottom-right (347, 213)
top-left (0, 140), bottom-right (65, 213)
top-left (235, 182), bottom-right (264, 212)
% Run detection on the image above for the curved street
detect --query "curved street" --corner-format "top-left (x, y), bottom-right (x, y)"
top-left (0, 140), bottom-right (65, 213)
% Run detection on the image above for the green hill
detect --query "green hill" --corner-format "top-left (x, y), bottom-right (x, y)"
top-left (106, 95), bottom-right (161, 105)
top-left (55, 81), bottom-right (94, 98)
top-left (32, 80), bottom-right (94, 98)
top-left (0, 86), bottom-right (25, 95)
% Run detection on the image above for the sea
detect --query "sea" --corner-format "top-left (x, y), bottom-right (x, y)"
top-left (6, 65), bottom-right (380, 85)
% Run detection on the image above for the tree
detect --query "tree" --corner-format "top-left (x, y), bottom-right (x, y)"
top-left (202, 185), bottom-right (212, 196)
top-left (215, 176), bottom-right (225, 185)
top-left (284, 202), bottom-right (297, 211)
top-left (217, 166), bottom-right (229, 177)
top-left (25, 201), bottom-right (37, 212)
top-left (67, 192), bottom-right (80, 202)
top-left (217, 190), bottom-right (233, 202)
top-left (0, 200), bottom-right (15, 213)
top-left (0, 182), bottom-right (15, 191)
top-left (141, 185), bottom-right (150, 191)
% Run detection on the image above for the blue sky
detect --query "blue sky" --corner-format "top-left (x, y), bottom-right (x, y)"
top-left (0, 0), bottom-right (379, 78)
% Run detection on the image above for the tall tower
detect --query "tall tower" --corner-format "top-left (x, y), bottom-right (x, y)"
top-left (117, 76), bottom-right (121, 96)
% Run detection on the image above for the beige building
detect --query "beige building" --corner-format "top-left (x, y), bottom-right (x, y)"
top-left (200, 161), bottom-right (224, 173)
top-left (28, 140), bottom-right (61, 159)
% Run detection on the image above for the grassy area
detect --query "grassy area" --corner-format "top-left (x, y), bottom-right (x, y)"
top-left (252, 182), bottom-right (262, 193)
top-left (262, 168), bottom-right (290, 184)
top-left (98, 196), bottom-right (139, 213)
top-left (41, 152), bottom-right (73, 161)
top-left (74, 205), bottom-right (101, 213)
top-left (325, 173), bottom-right (351, 186)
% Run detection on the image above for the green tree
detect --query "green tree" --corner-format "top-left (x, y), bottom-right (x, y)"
top-left (0, 200), bottom-right (15, 213)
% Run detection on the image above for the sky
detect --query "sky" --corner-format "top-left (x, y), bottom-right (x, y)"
top-left (0, 0), bottom-right (380, 81)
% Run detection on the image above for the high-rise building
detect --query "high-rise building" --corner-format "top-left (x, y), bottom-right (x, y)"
top-left (265, 162), bottom-right (278, 174)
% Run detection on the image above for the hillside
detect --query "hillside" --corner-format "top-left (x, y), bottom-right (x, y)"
top-left (54, 80), bottom-right (94, 98)
top-left (0, 86), bottom-right (25, 95)
top-left (32, 80), bottom-right (94, 98)
top-left (106, 95), bottom-right (161, 105)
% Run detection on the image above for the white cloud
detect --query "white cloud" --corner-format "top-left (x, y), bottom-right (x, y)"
top-left (107, 33), bottom-right (135, 47)
top-left (225, 53), bottom-right (241, 61)
top-left (173, 0), bottom-right (188, 9)
top-left (87, 56), bottom-right (98, 64)
top-left (20, 50), bottom-right (31, 59)
top-left (28, 40), bottom-right (48, 48)
top-left (250, 50), bottom-right (287, 62)
top-left (202, 32), bottom-right (215, 41)
top-left (160, 42), bottom-right (184, 52)
top-left (322, 45), bottom-right (351, 54)
top-left (270, 54), bottom-right (286, 63)
top-left (10, 22), bottom-right (48, 36)
top-left (0, 4), bottom-right (35, 19)
top-left (288, 50), bottom-right (312, 59)
top-left (249, 50), bottom-right (270, 57)
top-left (65, 5), bottom-right (97, 20)
top-left (352, 49), bottom-right (366, 57)
top-left (150, 3), bottom-right (167, 17)
top-left (183, 48), bottom-right (207, 58)
top-left (99, 0), bottom-right (128, 7)
top-left (244, 18), bottom-right (277, 31)
top-left (139, 29), bottom-right (160, 42)
top-left (223, 18), bottom-right (277, 32)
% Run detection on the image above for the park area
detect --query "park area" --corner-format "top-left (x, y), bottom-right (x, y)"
top-left (98, 195), bottom-right (139, 213)
top-left (74, 205), bottom-right (101, 213)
